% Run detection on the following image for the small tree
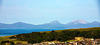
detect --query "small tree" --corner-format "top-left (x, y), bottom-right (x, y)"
top-left (51, 30), bottom-right (55, 32)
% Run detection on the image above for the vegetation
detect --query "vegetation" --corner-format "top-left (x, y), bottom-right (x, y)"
top-left (7, 27), bottom-right (100, 44)
top-left (0, 36), bottom-right (13, 43)
top-left (1, 41), bottom-right (14, 45)
top-left (9, 27), bottom-right (100, 44)
top-left (66, 40), bottom-right (75, 42)
top-left (0, 35), bottom-right (28, 45)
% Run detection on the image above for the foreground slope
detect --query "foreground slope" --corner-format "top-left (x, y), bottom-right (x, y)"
top-left (7, 27), bottom-right (100, 44)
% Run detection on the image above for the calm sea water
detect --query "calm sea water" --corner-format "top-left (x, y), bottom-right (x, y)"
top-left (0, 29), bottom-right (63, 37)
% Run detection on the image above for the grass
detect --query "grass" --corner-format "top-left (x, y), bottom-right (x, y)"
top-left (66, 40), bottom-right (75, 42)
top-left (0, 35), bottom-right (28, 44)
top-left (0, 35), bottom-right (13, 43)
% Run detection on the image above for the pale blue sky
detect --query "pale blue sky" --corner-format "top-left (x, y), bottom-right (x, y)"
top-left (0, 0), bottom-right (99, 24)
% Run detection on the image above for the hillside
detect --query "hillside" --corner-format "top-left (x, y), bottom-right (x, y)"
top-left (0, 27), bottom-right (100, 44)
top-left (4, 27), bottom-right (99, 44)
top-left (0, 35), bottom-right (28, 44)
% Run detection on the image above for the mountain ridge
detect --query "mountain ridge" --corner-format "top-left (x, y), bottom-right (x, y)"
top-left (0, 19), bottom-right (100, 29)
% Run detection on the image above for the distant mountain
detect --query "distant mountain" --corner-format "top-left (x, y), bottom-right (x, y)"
top-left (0, 20), bottom-right (100, 29)
top-left (0, 22), bottom-right (35, 29)
top-left (90, 21), bottom-right (100, 24)
top-left (39, 21), bottom-right (64, 26)
top-left (36, 21), bottom-right (66, 29)
top-left (12, 22), bottom-right (34, 27)
top-left (67, 19), bottom-right (88, 25)
top-left (87, 21), bottom-right (100, 27)
top-left (66, 20), bottom-right (100, 28)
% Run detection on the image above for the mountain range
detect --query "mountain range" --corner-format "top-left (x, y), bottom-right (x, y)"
top-left (0, 19), bottom-right (100, 29)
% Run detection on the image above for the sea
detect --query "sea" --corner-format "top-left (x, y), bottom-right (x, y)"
top-left (0, 29), bottom-right (64, 37)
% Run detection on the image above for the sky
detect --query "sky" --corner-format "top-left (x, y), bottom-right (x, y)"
top-left (0, 0), bottom-right (99, 25)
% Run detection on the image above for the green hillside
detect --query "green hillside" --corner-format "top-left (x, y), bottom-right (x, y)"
top-left (0, 35), bottom-right (28, 44)
top-left (1, 27), bottom-right (100, 44)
